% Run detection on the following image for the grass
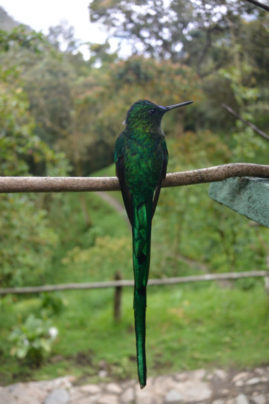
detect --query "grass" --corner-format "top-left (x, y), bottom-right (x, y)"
top-left (1, 163), bottom-right (269, 385)
top-left (1, 282), bottom-right (269, 385)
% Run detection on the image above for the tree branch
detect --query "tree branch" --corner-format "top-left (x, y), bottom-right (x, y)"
top-left (244, 0), bottom-right (269, 12)
top-left (222, 104), bottom-right (269, 142)
top-left (0, 163), bottom-right (268, 193)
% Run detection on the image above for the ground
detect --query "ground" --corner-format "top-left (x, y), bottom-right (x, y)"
top-left (1, 366), bottom-right (268, 404)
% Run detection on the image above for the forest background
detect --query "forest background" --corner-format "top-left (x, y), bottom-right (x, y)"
top-left (0, 0), bottom-right (269, 385)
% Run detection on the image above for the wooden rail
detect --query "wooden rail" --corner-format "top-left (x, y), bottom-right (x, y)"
top-left (2, 270), bottom-right (268, 322)
top-left (0, 270), bottom-right (267, 296)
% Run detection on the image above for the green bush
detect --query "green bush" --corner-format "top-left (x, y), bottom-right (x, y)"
top-left (9, 314), bottom-right (58, 367)
top-left (40, 292), bottom-right (67, 316)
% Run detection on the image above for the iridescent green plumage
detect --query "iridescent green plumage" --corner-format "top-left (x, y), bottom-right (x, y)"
top-left (114, 99), bottom-right (192, 388)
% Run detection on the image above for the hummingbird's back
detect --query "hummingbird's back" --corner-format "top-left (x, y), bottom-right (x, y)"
top-left (123, 128), bottom-right (166, 199)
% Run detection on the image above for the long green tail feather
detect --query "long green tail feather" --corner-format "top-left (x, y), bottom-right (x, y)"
top-left (132, 197), bottom-right (152, 388)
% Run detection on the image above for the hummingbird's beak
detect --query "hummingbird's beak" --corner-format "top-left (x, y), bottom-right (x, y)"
top-left (165, 101), bottom-right (193, 111)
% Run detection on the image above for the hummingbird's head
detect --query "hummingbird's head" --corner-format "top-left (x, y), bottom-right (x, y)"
top-left (125, 99), bottom-right (193, 131)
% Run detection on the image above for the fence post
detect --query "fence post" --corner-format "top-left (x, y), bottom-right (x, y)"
top-left (265, 257), bottom-right (269, 300)
top-left (114, 272), bottom-right (122, 322)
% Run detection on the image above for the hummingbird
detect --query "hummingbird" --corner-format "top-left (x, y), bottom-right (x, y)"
top-left (114, 99), bottom-right (193, 388)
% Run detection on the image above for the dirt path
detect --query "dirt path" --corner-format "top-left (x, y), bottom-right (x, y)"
top-left (95, 192), bottom-right (129, 225)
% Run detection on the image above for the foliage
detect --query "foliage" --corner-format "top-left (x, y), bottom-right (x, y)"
top-left (0, 65), bottom-right (68, 176)
top-left (219, 64), bottom-right (268, 161)
top-left (89, 2), bottom-right (269, 137)
top-left (23, 56), bottom-right (74, 148)
top-left (47, 22), bottom-right (80, 54)
top-left (1, 12), bottom-right (267, 176)
top-left (64, 56), bottom-right (202, 174)
top-left (62, 235), bottom-right (131, 280)
top-left (0, 194), bottom-right (59, 287)
top-left (40, 293), bottom-right (67, 316)
top-left (2, 279), bottom-right (269, 384)
top-left (8, 314), bottom-right (58, 367)
top-left (0, 26), bottom-right (44, 53)
top-left (89, 0), bottom-right (263, 74)
top-left (0, 172), bottom-right (268, 382)
top-left (0, 1), bottom-right (268, 377)
top-left (0, 43), bottom-right (69, 287)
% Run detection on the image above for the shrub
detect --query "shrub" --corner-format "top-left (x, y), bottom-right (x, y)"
top-left (9, 314), bottom-right (58, 367)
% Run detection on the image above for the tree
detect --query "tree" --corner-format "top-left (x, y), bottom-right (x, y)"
top-left (59, 56), bottom-right (202, 174)
top-left (47, 22), bottom-right (80, 54)
top-left (24, 56), bottom-right (74, 148)
top-left (0, 40), bottom-right (68, 287)
top-left (89, 0), bottom-right (263, 76)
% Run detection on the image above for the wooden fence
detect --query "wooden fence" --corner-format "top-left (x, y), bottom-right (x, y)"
top-left (1, 270), bottom-right (268, 321)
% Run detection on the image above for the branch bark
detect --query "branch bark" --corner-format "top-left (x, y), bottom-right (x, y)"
top-left (222, 104), bottom-right (269, 142)
top-left (0, 163), bottom-right (268, 193)
top-left (244, 0), bottom-right (269, 12)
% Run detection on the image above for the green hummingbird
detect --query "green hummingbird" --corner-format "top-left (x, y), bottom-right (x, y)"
top-left (114, 99), bottom-right (193, 388)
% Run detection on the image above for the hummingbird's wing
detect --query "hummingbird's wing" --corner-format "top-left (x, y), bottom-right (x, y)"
top-left (116, 156), bottom-right (133, 225)
top-left (115, 134), bottom-right (133, 225)
top-left (152, 139), bottom-right (168, 217)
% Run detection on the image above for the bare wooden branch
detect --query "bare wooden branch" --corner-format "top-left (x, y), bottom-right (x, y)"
top-left (244, 0), bottom-right (269, 12)
top-left (0, 163), bottom-right (268, 193)
top-left (163, 163), bottom-right (269, 187)
top-left (222, 104), bottom-right (269, 142)
top-left (0, 271), bottom-right (266, 296)
top-left (0, 176), bottom-right (119, 193)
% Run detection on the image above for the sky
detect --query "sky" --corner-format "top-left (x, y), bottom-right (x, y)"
top-left (0, 0), bottom-right (107, 57)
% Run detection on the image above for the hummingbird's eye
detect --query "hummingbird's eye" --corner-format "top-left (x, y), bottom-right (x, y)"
top-left (149, 109), bottom-right (156, 115)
